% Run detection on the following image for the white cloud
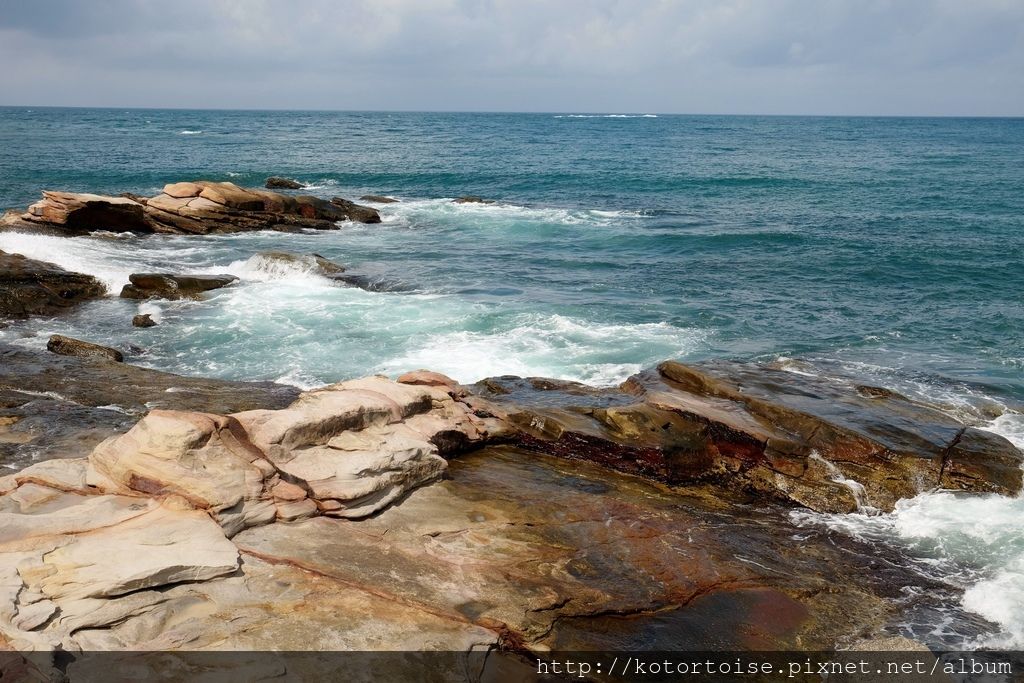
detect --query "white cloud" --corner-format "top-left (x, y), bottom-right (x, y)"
top-left (0, 0), bottom-right (1021, 114)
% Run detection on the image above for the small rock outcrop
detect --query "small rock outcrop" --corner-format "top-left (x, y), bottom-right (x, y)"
top-left (249, 251), bottom-right (346, 276)
top-left (131, 313), bottom-right (156, 328)
top-left (0, 251), bottom-right (105, 319)
top-left (120, 273), bottom-right (238, 300)
top-left (453, 196), bottom-right (494, 204)
top-left (360, 194), bottom-right (399, 203)
top-left (1, 181), bottom-right (383, 235)
top-left (46, 335), bottom-right (124, 363)
top-left (19, 191), bottom-right (148, 232)
top-left (265, 177), bottom-right (304, 190)
top-left (330, 197), bottom-right (382, 223)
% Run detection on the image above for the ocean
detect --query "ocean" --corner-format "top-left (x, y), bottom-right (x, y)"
top-left (0, 107), bottom-right (1022, 647)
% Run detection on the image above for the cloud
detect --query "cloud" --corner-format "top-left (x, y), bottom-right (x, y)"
top-left (0, 0), bottom-right (1021, 114)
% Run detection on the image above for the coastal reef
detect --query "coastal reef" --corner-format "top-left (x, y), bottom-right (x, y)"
top-left (0, 181), bottom-right (381, 236)
top-left (0, 181), bottom-right (1022, 676)
top-left (0, 355), bottom-right (957, 669)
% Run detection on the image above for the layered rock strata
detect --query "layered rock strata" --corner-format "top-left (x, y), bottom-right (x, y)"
top-left (0, 251), bottom-right (105, 319)
top-left (473, 361), bottom-right (1023, 513)
top-left (1, 181), bottom-right (381, 235)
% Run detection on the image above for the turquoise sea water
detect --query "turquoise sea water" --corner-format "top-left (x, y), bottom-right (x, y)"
top-left (1, 107), bottom-right (1023, 647)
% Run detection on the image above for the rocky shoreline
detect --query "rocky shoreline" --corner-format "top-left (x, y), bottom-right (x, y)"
top-left (1, 181), bottom-right (1022, 675)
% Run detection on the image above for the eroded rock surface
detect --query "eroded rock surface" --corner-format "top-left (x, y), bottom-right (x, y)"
top-left (0, 374), bottom-right (516, 659)
top-left (0, 359), bottom-right (1016, 670)
top-left (46, 335), bottom-right (124, 363)
top-left (0, 343), bottom-right (299, 469)
top-left (2, 181), bottom-right (382, 235)
top-left (119, 273), bottom-right (238, 300)
top-left (472, 360), bottom-right (1023, 513)
top-left (0, 251), bottom-right (105, 319)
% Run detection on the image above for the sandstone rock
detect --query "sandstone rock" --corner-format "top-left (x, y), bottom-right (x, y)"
top-left (88, 410), bottom-right (266, 513)
top-left (265, 177), bottom-right (304, 190)
top-left (23, 191), bottom-right (148, 233)
top-left (120, 273), bottom-right (238, 300)
top-left (397, 369), bottom-right (461, 390)
top-left (232, 447), bottom-right (897, 652)
top-left (132, 313), bottom-right (156, 328)
top-left (21, 503), bottom-right (239, 602)
top-left (11, 181), bottom-right (377, 236)
top-left (329, 197), bottom-right (381, 224)
top-left (46, 335), bottom-right (123, 363)
top-left (359, 194), bottom-right (399, 203)
top-left (0, 372), bottom-right (959, 657)
top-left (0, 251), bottom-right (106, 319)
top-left (477, 361), bottom-right (1024, 513)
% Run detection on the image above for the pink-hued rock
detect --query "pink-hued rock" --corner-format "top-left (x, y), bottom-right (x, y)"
top-left (8, 181), bottom-right (381, 235)
top-left (396, 369), bottom-right (461, 390)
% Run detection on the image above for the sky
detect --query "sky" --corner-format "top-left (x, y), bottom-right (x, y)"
top-left (0, 0), bottom-right (1022, 115)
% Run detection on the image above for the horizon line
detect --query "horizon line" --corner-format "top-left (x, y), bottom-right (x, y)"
top-left (0, 104), bottom-right (1022, 120)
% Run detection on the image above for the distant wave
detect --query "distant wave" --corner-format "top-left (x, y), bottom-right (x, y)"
top-left (178, 130), bottom-right (203, 135)
top-left (379, 197), bottom-right (651, 229)
top-left (554, 114), bottom-right (657, 119)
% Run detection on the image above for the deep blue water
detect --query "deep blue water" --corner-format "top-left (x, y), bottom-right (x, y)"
top-left (0, 108), bottom-right (1021, 404)
top-left (2, 107), bottom-right (1024, 648)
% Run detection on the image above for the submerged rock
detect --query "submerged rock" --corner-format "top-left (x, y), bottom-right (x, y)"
top-left (46, 335), bottom-right (124, 363)
top-left (359, 194), bottom-right (399, 203)
top-left (265, 177), bottom-right (304, 190)
top-left (250, 251), bottom-right (346, 276)
top-left (120, 272), bottom-right (238, 300)
top-left (131, 313), bottom-right (156, 328)
top-left (0, 250), bottom-right (105, 319)
top-left (453, 196), bottom-right (494, 204)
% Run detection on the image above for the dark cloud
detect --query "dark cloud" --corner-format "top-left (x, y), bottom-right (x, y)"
top-left (0, 0), bottom-right (1021, 114)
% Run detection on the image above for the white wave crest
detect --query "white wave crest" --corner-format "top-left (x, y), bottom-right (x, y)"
top-left (0, 232), bottom-right (132, 294)
top-left (178, 130), bottom-right (203, 135)
top-left (381, 197), bottom-right (648, 229)
top-left (377, 314), bottom-right (707, 385)
top-left (222, 253), bottom-right (339, 285)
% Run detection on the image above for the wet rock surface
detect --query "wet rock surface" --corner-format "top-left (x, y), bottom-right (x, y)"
top-left (250, 250), bottom-right (346, 276)
top-left (0, 343), bottom-right (299, 470)
top-left (473, 360), bottom-right (1023, 513)
top-left (1, 181), bottom-right (382, 235)
top-left (329, 197), bottom-right (381, 223)
top-left (119, 273), bottom-right (238, 300)
top-left (0, 251), bottom-right (105, 319)
top-left (0, 351), bottom-right (1018, 663)
top-left (359, 194), bottom-right (399, 203)
top-left (0, 437), bottom-right (918, 669)
top-left (264, 177), bottom-right (304, 190)
top-left (46, 335), bottom-right (124, 363)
